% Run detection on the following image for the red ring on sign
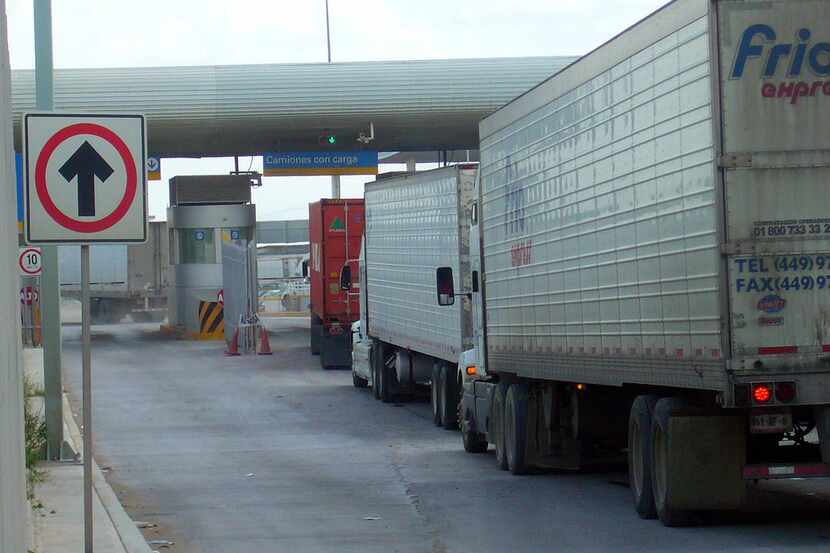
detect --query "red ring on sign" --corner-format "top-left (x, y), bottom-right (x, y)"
top-left (19, 247), bottom-right (41, 275)
top-left (35, 123), bottom-right (137, 233)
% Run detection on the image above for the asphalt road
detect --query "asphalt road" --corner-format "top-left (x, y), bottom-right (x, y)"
top-left (62, 320), bottom-right (830, 553)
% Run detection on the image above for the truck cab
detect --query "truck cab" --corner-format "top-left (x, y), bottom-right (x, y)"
top-left (458, 173), bottom-right (491, 452)
top-left (351, 237), bottom-right (372, 389)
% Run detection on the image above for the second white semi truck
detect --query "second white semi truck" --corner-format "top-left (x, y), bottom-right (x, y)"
top-left (349, 165), bottom-right (477, 428)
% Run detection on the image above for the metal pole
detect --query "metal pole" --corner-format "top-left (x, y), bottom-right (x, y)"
top-left (81, 244), bottom-right (93, 553)
top-left (34, 0), bottom-right (64, 461)
top-left (325, 0), bottom-right (332, 63)
top-left (0, 4), bottom-right (28, 548)
top-left (331, 175), bottom-right (340, 199)
top-left (325, 0), bottom-right (336, 202)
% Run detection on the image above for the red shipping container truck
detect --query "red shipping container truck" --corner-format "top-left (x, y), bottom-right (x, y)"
top-left (308, 199), bottom-right (364, 368)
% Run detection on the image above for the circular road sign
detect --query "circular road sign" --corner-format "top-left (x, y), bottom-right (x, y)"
top-left (35, 122), bottom-right (137, 233)
top-left (19, 247), bottom-right (43, 276)
top-left (20, 286), bottom-right (39, 306)
top-left (23, 113), bottom-right (147, 244)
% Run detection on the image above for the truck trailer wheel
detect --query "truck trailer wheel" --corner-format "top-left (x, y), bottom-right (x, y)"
top-left (432, 364), bottom-right (442, 426)
top-left (628, 395), bottom-right (660, 519)
top-left (381, 352), bottom-right (396, 404)
top-left (492, 383), bottom-right (509, 470)
top-left (651, 397), bottom-right (691, 527)
top-left (504, 383), bottom-right (530, 475)
top-left (440, 363), bottom-right (458, 430)
top-left (352, 370), bottom-right (368, 388)
top-left (462, 420), bottom-right (489, 453)
top-left (371, 344), bottom-right (381, 400)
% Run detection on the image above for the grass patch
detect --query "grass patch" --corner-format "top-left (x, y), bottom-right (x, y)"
top-left (23, 374), bottom-right (48, 499)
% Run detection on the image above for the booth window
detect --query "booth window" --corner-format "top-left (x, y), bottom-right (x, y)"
top-left (223, 228), bottom-right (249, 241)
top-left (180, 229), bottom-right (216, 264)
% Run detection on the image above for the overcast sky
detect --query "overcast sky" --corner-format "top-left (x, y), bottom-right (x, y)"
top-left (6, 0), bottom-right (668, 221)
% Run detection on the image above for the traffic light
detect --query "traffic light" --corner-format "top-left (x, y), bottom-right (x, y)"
top-left (318, 130), bottom-right (337, 146)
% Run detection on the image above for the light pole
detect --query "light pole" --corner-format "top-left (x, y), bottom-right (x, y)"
top-left (325, 0), bottom-right (340, 198)
top-left (325, 0), bottom-right (332, 64)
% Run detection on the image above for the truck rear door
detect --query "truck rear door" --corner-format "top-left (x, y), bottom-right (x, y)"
top-left (719, 0), bottom-right (830, 370)
top-left (322, 201), bottom-right (363, 322)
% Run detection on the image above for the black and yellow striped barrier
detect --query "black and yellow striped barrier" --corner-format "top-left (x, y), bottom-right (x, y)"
top-left (196, 301), bottom-right (224, 340)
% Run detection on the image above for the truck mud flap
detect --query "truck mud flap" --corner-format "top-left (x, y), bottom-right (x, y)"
top-left (664, 413), bottom-right (746, 511)
top-left (320, 330), bottom-right (352, 369)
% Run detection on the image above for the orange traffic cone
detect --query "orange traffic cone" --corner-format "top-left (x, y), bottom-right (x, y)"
top-left (257, 326), bottom-right (273, 355)
top-left (225, 328), bottom-right (241, 356)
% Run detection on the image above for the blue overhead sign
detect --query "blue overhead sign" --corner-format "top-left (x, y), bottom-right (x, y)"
top-left (263, 151), bottom-right (378, 176)
top-left (16, 153), bottom-right (22, 231)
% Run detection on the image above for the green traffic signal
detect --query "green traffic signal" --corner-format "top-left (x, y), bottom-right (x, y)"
top-left (327, 135), bottom-right (336, 145)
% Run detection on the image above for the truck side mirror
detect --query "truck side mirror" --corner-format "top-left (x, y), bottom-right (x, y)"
top-left (302, 260), bottom-right (309, 278)
top-left (340, 265), bottom-right (352, 291)
top-left (436, 267), bottom-right (455, 306)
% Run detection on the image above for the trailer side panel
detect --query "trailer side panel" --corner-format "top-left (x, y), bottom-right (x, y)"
top-left (478, 0), bottom-right (725, 389)
top-left (365, 166), bottom-right (476, 363)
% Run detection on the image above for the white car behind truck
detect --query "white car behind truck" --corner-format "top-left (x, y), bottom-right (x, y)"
top-left (348, 165), bottom-right (477, 428)
top-left (449, 0), bottom-right (830, 526)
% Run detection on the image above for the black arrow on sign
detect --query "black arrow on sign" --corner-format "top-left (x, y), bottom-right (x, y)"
top-left (58, 141), bottom-right (114, 217)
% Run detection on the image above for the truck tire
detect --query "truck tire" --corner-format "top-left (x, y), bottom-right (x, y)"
top-left (93, 299), bottom-right (118, 324)
top-left (381, 352), bottom-right (396, 404)
top-left (462, 421), bottom-right (489, 453)
top-left (352, 370), bottom-right (368, 388)
top-left (440, 363), bottom-right (458, 430)
top-left (310, 316), bottom-right (321, 355)
top-left (628, 395), bottom-right (660, 519)
top-left (492, 383), bottom-right (509, 471)
top-left (371, 345), bottom-right (381, 400)
top-left (504, 383), bottom-right (530, 475)
top-left (431, 364), bottom-right (442, 426)
top-left (651, 397), bottom-right (691, 527)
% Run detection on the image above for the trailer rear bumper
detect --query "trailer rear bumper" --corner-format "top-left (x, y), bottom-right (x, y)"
top-left (743, 463), bottom-right (830, 480)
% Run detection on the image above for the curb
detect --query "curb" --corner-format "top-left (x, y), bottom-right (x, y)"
top-left (62, 394), bottom-right (153, 553)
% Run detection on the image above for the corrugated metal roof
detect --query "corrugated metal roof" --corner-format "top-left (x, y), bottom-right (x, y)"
top-left (11, 57), bottom-right (576, 157)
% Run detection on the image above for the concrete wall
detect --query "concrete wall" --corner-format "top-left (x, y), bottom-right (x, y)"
top-left (0, 0), bottom-right (28, 550)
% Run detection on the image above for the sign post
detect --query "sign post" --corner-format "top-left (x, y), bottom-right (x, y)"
top-left (80, 244), bottom-right (92, 552)
top-left (23, 112), bottom-right (146, 553)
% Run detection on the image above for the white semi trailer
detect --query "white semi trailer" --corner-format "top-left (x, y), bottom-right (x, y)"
top-left (448, 0), bottom-right (830, 526)
top-left (349, 165), bottom-right (477, 428)
top-left (60, 220), bottom-right (169, 323)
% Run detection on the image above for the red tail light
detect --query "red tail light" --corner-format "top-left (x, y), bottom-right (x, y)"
top-left (775, 382), bottom-right (797, 403)
top-left (752, 384), bottom-right (772, 404)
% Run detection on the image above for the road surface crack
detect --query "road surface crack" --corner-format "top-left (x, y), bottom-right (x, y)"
top-left (389, 445), bottom-right (448, 553)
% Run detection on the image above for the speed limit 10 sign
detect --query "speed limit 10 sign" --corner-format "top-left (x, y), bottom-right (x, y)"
top-left (19, 247), bottom-right (42, 276)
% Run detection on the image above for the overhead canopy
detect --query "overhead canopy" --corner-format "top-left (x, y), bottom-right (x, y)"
top-left (11, 57), bottom-right (576, 157)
